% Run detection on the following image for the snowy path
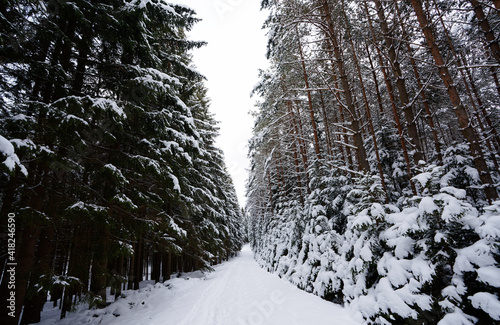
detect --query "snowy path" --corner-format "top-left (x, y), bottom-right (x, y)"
top-left (39, 245), bottom-right (362, 325)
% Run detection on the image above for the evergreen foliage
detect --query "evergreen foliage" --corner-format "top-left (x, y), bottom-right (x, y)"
top-left (0, 1), bottom-right (242, 324)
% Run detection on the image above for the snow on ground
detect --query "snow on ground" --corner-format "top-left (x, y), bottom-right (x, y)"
top-left (36, 245), bottom-right (362, 325)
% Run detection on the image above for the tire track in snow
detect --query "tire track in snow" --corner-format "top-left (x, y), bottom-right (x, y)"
top-left (175, 246), bottom-right (362, 325)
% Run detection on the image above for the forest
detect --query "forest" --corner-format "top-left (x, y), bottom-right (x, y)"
top-left (0, 1), bottom-right (243, 324)
top-left (246, 0), bottom-right (500, 324)
top-left (2, 0), bottom-right (500, 324)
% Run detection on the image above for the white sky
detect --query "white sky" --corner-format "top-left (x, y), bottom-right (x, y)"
top-left (172, 0), bottom-right (269, 205)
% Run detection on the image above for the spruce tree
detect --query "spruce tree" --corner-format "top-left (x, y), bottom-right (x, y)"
top-left (1, 1), bottom-right (242, 323)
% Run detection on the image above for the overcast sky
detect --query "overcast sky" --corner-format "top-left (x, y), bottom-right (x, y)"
top-left (172, 0), bottom-right (269, 205)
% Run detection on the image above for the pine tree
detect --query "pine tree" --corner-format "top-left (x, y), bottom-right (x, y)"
top-left (248, 0), bottom-right (500, 323)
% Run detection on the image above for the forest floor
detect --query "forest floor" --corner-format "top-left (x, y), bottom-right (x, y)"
top-left (36, 244), bottom-right (362, 325)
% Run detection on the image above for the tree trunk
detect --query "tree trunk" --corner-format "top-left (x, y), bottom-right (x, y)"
top-left (322, 0), bottom-right (369, 172)
top-left (493, 0), bottom-right (500, 11)
top-left (365, 44), bottom-right (384, 115)
top-left (290, 100), bottom-right (311, 194)
top-left (373, 0), bottom-right (424, 164)
top-left (431, 0), bottom-right (499, 167)
top-left (410, 0), bottom-right (498, 200)
top-left (90, 226), bottom-right (110, 306)
top-left (328, 59), bottom-right (353, 168)
top-left (297, 30), bottom-right (322, 161)
top-left (286, 98), bottom-right (306, 203)
top-left (8, 159), bottom-right (47, 324)
top-left (365, 2), bottom-right (417, 195)
top-left (114, 255), bottom-right (124, 298)
top-left (460, 53), bottom-right (500, 170)
top-left (162, 251), bottom-right (172, 281)
top-left (21, 226), bottom-right (55, 324)
top-left (394, 1), bottom-right (443, 163)
top-left (127, 254), bottom-right (135, 290)
top-left (319, 90), bottom-right (334, 158)
top-left (0, 224), bottom-right (39, 325)
top-left (341, 0), bottom-right (388, 196)
top-left (134, 239), bottom-right (143, 289)
top-left (152, 251), bottom-right (161, 283)
top-left (470, 0), bottom-right (500, 64)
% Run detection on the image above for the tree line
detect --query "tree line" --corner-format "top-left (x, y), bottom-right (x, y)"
top-left (0, 1), bottom-right (243, 324)
top-left (247, 0), bottom-right (500, 323)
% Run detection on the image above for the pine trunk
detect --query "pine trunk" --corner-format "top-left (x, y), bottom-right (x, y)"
top-left (395, 1), bottom-right (443, 163)
top-left (297, 31), bottom-right (322, 161)
top-left (365, 44), bottom-right (384, 115)
top-left (290, 100), bottom-right (311, 193)
top-left (286, 100), bottom-right (305, 203)
top-left (410, 0), bottom-right (498, 200)
top-left (342, 0), bottom-right (387, 195)
top-left (469, 0), bottom-right (500, 64)
top-left (374, 0), bottom-right (423, 163)
top-left (322, 0), bottom-right (369, 172)
top-left (319, 91), bottom-right (334, 158)
top-left (431, 0), bottom-right (499, 166)
top-left (365, 2), bottom-right (417, 195)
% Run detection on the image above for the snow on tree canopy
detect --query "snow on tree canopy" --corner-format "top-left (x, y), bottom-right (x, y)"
top-left (0, 1), bottom-right (243, 322)
top-left (125, 0), bottom-right (177, 13)
top-left (0, 134), bottom-right (27, 175)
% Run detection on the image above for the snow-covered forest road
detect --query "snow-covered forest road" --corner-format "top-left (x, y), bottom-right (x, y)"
top-left (38, 245), bottom-right (362, 325)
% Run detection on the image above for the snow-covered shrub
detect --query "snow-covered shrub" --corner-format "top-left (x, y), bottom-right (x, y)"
top-left (351, 166), bottom-right (500, 324)
top-left (438, 201), bottom-right (500, 324)
top-left (303, 171), bottom-right (353, 300)
top-left (440, 144), bottom-right (486, 204)
top-left (340, 175), bottom-right (412, 323)
top-left (251, 161), bottom-right (500, 324)
top-left (372, 116), bottom-right (411, 202)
